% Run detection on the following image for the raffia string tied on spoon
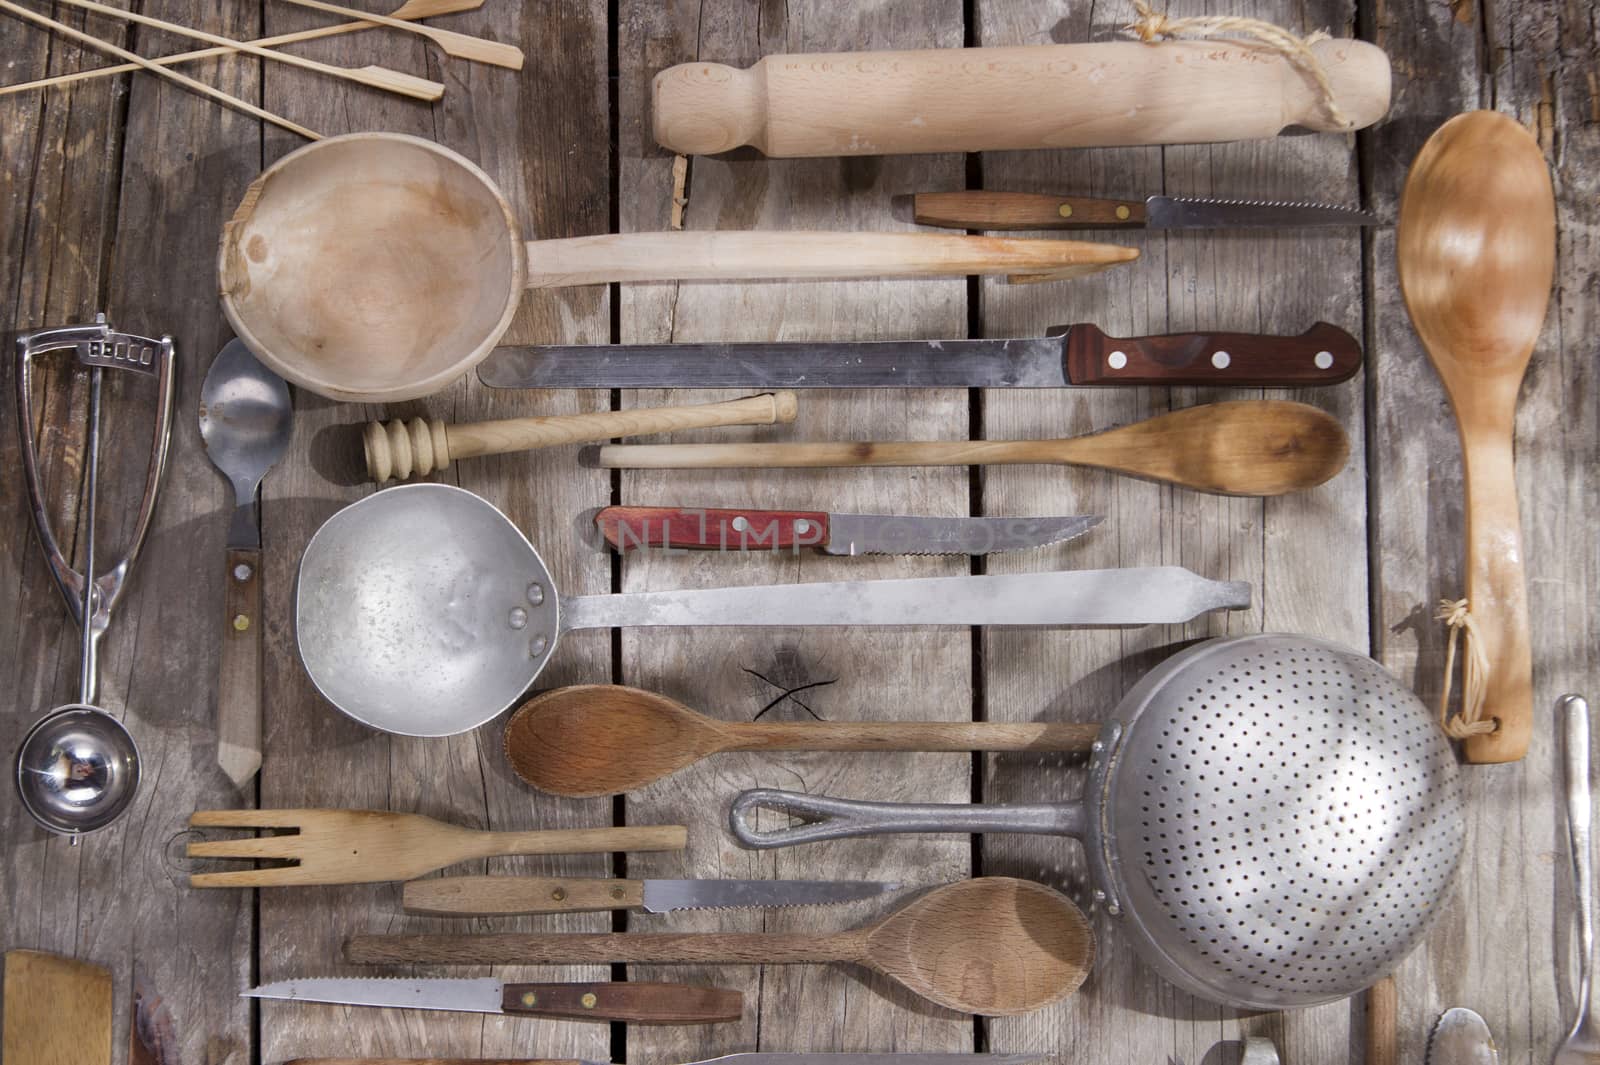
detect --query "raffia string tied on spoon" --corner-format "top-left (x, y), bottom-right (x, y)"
top-left (1436, 598), bottom-right (1497, 739)
top-left (1123, 0), bottom-right (1354, 130)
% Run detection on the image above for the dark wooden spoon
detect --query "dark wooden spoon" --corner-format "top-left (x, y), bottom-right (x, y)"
top-left (504, 684), bottom-right (1099, 797)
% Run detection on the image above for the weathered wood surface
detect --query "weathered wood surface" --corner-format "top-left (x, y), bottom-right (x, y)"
top-left (0, 2), bottom-right (1594, 1065)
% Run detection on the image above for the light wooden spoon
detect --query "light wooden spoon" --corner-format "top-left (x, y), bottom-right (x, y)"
top-left (346, 876), bottom-right (1094, 1016)
top-left (504, 684), bottom-right (1100, 797)
top-left (1397, 110), bottom-right (1556, 763)
top-left (597, 399), bottom-right (1349, 497)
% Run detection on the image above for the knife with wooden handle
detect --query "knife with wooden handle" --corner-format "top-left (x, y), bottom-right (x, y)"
top-left (250, 978), bottom-right (742, 1024)
top-left (907, 191), bottom-right (1380, 231)
top-left (653, 39), bottom-right (1391, 157)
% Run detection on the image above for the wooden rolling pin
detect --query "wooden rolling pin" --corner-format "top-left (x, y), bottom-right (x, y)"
top-left (363, 391), bottom-right (798, 482)
top-left (653, 39), bottom-right (1392, 157)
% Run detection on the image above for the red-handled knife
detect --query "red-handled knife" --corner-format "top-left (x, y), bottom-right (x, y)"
top-left (594, 507), bottom-right (1101, 557)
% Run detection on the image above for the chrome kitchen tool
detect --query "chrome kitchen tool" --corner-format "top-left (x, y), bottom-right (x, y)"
top-left (907, 190), bottom-right (1380, 231)
top-left (730, 634), bottom-right (1465, 1010)
top-left (1429, 1008), bottom-right (1498, 1065)
top-left (289, 1054), bottom-right (1043, 1065)
top-left (246, 977), bottom-right (743, 1024)
top-left (479, 322), bottom-right (1360, 390)
top-left (295, 483), bottom-right (1249, 737)
top-left (403, 875), bottom-right (899, 915)
top-left (1557, 693), bottom-right (1599, 1065)
top-left (592, 506), bottom-right (1100, 556)
top-left (199, 339), bottom-right (292, 789)
top-left (14, 314), bottom-right (174, 838)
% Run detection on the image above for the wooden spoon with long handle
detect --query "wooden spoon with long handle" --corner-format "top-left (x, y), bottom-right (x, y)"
top-left (47, 0), bottom-right (445, 101)
top-left (0, 1), bottom-right (319, 139)
top-left (276, 0), bottom-right (523, 68)
top-left (504, 684), bottom-right (1099, 797)
top-left (0, 0), bottom-right (482, 98)
top-left (347, 877), bottom-right (1093, 1016)
top-left (1397, 110), bottom-right (1556, 763)
top-left (598, 400), bottom-right (1348, 498)
top-left (364, 392), bottom-right (798, 482)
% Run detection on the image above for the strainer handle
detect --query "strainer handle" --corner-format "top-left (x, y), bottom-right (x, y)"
top-left (729, 788), bottom-right (1083, 849)
top-left (1562, 694), bottom-right (1594, 1026)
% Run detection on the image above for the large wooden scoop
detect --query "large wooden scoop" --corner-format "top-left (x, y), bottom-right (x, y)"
top-left (1397, 110), bottom-right (1556, 763)
top-left (597, 400), bottom-right (1349, 497)
top-left (347, 877), bottom-right (1093, 1016)
top-left (505, 684), bottom-right (1098, 797)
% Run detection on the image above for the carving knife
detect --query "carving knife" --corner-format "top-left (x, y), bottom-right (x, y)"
top-left (247, 977), bottom-right (743, 1024)
top-left (905, 191), bottom-right (1381, 231)
top-left (1426, 1008), bottom-right (1498, 1065)
top-left (592, 507), bottom-right (1101, 557)
top-left (477, 322), bottom-right (1360, 390)
top-left (402, 874), bottom-right (902, 915)
top-left (291, 1049), bottom-right (1049, 1055)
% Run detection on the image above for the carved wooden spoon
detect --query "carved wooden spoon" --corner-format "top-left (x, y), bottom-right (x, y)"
top-left (1397, 110), bottom-right (1556, 763)
top-left (596, 400), bottom-right (1350, 497)
top-left (346, 876), bottom-right (1094, 1016)
top-left (504, 685), bottom-right (1099, 797)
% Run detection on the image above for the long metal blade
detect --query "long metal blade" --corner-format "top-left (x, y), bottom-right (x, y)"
top-left (1426, 1008), bottom-right (1498, 1065)
top-left (561, 566), bottom-right (1250, 630)
top-left (641, 878), bottom-right (900, 913)
top-left (823, 513), bottom-right (1101, 555)
top-left (243, 977), bottom-right (502, 1014)
top-left (1146, 196), bottom-right (1381, 230)
top-left (692, 1056), bottom-right (1043, 1065)
top-left (477, 336), bottom-right (1069, 389)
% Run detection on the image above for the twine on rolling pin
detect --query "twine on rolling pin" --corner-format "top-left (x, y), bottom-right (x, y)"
top-left (1436, 598), bottom-right (1497, 739)
top-left (1123, 0), bottom-right (1354, 130)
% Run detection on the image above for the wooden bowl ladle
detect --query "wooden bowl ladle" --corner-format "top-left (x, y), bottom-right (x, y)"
top-left (1397, 110), bottom-right (1556, 763)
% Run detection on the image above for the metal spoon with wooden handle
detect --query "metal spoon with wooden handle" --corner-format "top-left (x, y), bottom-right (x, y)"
top-left (504, 684), bottom-right (1099, 797)
top-left (1397, 111), bottom-right (1556, 763)
top-left (346, 877), bottom-right (1093, 1016)
top-left (597, 400), bottom-right (1349, 497)
top-left (364, 392), bottom-right (798, 482)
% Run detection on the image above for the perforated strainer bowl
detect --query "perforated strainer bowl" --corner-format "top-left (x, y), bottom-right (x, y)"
top-left (730, 634), bottom-right (1465, 1010)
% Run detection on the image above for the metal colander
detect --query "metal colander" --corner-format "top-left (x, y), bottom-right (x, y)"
top-left (730, 634), bottom-right (1465, 1010)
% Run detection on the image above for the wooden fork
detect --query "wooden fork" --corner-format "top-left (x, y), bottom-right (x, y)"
top-left (186, 810), bottom-right (687, 887)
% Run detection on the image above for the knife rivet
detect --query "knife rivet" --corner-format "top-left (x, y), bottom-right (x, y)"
top-left (1107, 351), bottom-right (1128, 370)
top-left (522, 991), bottom-right (538, 1007)
top-left (1115, 205), bottom-right (1131, 220)
top-left (232, 614), bottom-right (250, 632)
top-left (611, 886), bottom-right (626, 899)
top-left (551, 887), bottom-right (567, 901)
top-left (581, 993), bottom-right (598, 1008)
top-left (1314, 350), bottom-right (1334, 369)
top-left (233, 563), bottom-right (253, 582)
top-left (793, 519), bottom-right (812, 535)
top-left (731, 516), bottom-right (749, 532)
top-left (1211, 350), bottom-right (1231, 369)
top-left (1057, 203), bottom-right (1074, 218)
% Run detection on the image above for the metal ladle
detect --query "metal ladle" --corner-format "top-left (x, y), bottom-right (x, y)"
top-left (14, 316), bottom-right (174, 839)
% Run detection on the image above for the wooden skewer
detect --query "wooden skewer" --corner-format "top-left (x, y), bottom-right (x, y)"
top-left (46, 0), bottom-right (446, 102)
top-left (0, 0), bottom-right (483, 97)
top-left (276, 0), bottom-right (523, 69)
top-left (0, 0), bottom-right (321, 139)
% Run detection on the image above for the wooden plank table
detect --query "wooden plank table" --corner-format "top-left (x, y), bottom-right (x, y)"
top-left (0, 1), bottom-right (1594, 1063)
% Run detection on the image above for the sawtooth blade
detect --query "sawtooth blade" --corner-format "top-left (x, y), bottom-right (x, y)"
top-left (1146, 196), bottom-right (1382, 230)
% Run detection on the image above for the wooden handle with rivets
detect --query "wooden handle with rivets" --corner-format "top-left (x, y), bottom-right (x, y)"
top-left (216, 547), bottom-right (263, 788)
top-left (499, 981), bottom-right (743, 1024)
top-left (596, 506), bottom-right (833, 551)
top-left (912, 191), bottom-right (1148, 230)
top-left (1063, 322), bottom-right (1361, 386)
top-left (403, 876), bottom-right (646, 915)
top-left (653, 39), bottom-right (1391, 157)
top-left (362, 392), bottom-right (799, 482)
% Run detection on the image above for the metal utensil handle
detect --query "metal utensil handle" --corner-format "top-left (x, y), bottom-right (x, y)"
top-left (15, 315), bottom-right (176, 629)
top-left (729, 788), bottom-right (1083, 849)
top-left (1564, 693), bottom-right (1594, 1027)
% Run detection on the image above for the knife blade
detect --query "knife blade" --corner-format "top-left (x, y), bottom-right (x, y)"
top-left (247, 977), bottom-right (744, 1025)
top-left (402, 874), bottom-right (900, 915)
top-left (593, 507), bottom-right (1101, 557)
top-left (1426, 1008), bottom-right (1498, 1065)
top-left (286, 1049), bottom-right (1036, 1055)
top-left (477, 322), bottom-right (1360, 390)
top-left (907, 190), bottom-right (1381, 231)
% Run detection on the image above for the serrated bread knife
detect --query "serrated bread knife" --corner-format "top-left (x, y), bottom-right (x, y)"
top-left (290, 1057), bottom-right (1043, 1065)
top-left (906, 191), bottom-right (1380, 231)
top-left (402, 875), bottom-right (900, 916)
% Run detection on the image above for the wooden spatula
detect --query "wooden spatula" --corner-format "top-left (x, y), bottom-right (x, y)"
top-left (3, 950), bottom-right (113, 1065)
top-left (186, 809), bottom-right (687, 887)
